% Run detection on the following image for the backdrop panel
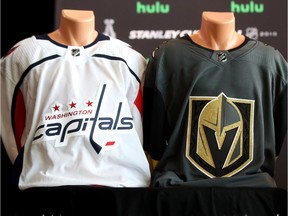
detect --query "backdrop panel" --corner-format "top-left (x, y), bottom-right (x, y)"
top-left (55, 0), bottom-right (287, 59)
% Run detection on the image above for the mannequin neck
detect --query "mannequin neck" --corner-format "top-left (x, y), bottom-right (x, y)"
top-left (49, 9), bottom-right (98, 46)
top-left (191, 11), bottom-right (245, 50)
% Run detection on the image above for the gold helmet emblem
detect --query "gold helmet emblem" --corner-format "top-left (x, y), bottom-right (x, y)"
top-left (186, 93), bottom-right (254, 178)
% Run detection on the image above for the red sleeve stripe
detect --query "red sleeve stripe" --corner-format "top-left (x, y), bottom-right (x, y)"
top-left (134, 84), bottom-right (143, 117)
top-left (13, 90), bottom-right (26, 151)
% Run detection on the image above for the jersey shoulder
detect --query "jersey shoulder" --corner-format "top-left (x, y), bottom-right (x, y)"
top-left (244, 39), bottom-right (287, 78)
top-left (1, 36), bottom-right (48, 77)
top-left (1, 36), bottom-right (37, 59)
top-left (99, 34), bottom-right (146, 60)
top-left (1, 35), bottom-right (55, 67)
top-left (246, 38), bottom-right (286, 61)
top-left (150, 34), bottom-right (192, 59)
top-left (95, 34), bottom-right (147, 74)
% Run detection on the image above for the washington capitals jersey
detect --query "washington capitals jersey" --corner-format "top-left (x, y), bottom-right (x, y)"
top-left (143, 34), bottom-right (287, 187)
top-left (1, 33), bottom-right (151, 189)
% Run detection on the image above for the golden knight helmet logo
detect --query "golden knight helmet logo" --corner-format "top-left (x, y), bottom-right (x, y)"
top-left (186, 93), bottom-right (254, 178)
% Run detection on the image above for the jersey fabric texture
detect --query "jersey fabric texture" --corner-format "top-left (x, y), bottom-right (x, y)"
top-left (143, 34), bottom-right (287, 187)
top-left (1, 33), bottom-right (151, 189)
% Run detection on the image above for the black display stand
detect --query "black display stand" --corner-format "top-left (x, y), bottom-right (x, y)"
top-left (3, 185), bottom-right (287, 216)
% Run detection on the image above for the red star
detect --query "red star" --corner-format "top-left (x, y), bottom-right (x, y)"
top-left (69, 101), bottom-right (77, 108)
top-left (52, 104), bottom-right (60, 111)
top-left (86, 100), bottom-right (93, 107)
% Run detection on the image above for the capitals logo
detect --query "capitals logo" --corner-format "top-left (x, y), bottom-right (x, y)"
top-left (186, 93), bottom-right (254, 178)
top-left (33, 83), bottom-right (134, 154)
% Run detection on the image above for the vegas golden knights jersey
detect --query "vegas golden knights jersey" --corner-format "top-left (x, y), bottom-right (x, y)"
top-left (143, 34), bottom-right (287, 187)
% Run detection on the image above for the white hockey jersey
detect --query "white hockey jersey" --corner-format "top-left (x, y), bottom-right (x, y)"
top-left (1, 33), bottom-right (151, 189)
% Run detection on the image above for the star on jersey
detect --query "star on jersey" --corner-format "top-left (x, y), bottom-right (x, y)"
top-left (69, 101), bottom-right (77, 109)
top-left (52, 103), bottom-right (61, 112)
top-left (51, 100), bottom-right (95, 112)
top-left (86, 100), bottom-right (93, 107)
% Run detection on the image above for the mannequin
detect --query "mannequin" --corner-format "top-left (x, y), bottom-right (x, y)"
top-left (191, 11), bottom-right (245, 50)
top-left (1, 9), bottom-right (150, 190)
top-left (48, 9), bottom-right (98, 46)
top-left (143, 11), bottom-right (287, 188)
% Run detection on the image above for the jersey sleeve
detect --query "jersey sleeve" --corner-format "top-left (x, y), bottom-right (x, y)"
top-left (273, 50), bottom-right (287, 156)
top-left (128, 55), bottom-right (147, 145)
top-left (1, 37), bottom-right (38, 163)
top-left (143, 52), bottom-right (169, 160)
top-left (1, 44), bottom-right (24, 163)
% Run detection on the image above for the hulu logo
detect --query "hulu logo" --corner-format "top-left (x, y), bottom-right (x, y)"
top-left (231, 1), bottom-right (264, 13)
top-left (136, 1), bottom-right (170, 14)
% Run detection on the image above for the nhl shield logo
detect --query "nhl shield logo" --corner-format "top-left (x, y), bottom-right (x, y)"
top-left (186, 93), bottom-right (254, 178)
top-left (71, 48), bottom-right (80, 57)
